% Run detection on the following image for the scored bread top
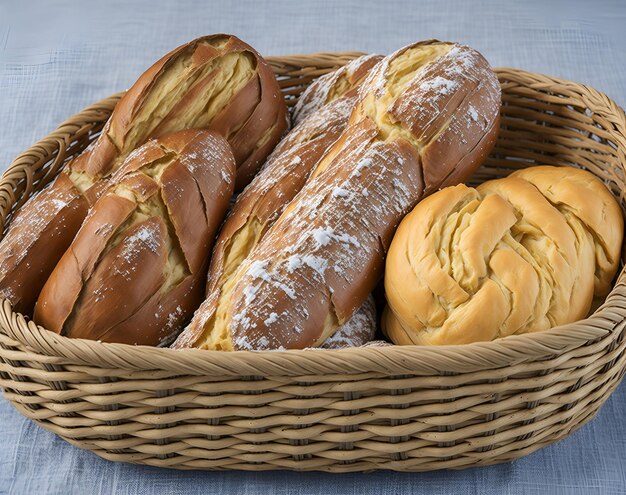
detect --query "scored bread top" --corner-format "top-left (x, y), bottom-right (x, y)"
top-left (34, 129), bottom-right (235, 345)
top-left (0, 34), bottom-right (286, 317)
top-left (181, 40), bottom-right (501, 351)
top-left (204, 97), bottom-right (359, 293)
top-left (383, 166), bottom-right (623, 346)
top-left (221, 119), bottom-right (423, 350)
top-left (291, 54), bottom-right (383, 126)
top-left (351, 40), bottom-right (501, 192)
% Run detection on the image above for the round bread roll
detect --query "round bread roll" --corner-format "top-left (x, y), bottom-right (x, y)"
top-left (383, 165), bottom-right (624, 346)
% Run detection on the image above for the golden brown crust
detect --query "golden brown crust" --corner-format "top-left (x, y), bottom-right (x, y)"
top-left (383, 166), bottom-right (624, 346)
top-left (174, 56), bottom-right (383, 350)
top-left (34, 129), bottom-right (235, 345)
top-left (510, 166), bottom-right (624, 296)
top-left (33, 192), bottom-right (137, 333)
top-left (351, 41), bottom-right (501, 193)
top-left (0, 34), bottom-right (285, 316)
top-left (178, 39), bottom-right (501, 351)
top-left (74, 34), bottom-right (287, 185)
top-left (210, 96), bottom-right (360, 284)
top-left (0, 174), bottom-right (89, 314)
top-left (224, 124), bottom-right (422, 350)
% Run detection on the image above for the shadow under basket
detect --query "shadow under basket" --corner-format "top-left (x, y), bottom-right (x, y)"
top-left (1, 53), bottom-right (626, 473)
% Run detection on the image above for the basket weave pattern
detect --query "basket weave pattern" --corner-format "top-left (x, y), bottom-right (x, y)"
top-left (0, 53), bottom-right (625, 472)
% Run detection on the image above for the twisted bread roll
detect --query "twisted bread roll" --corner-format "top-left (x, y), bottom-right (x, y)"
top-left (383, 166), bottom-right (624, 346)
top-left (173, 55), bottom-right (382, 349)
top-left (34, 129), bottom-right (235, 345)
top-left (178, 40), bottom-right (501, 351)
top-left (0, 34), bottom-right (286, 315)
top-left (292, 54), bottom-right (383, 125)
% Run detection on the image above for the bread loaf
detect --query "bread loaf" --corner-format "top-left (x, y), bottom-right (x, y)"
top-left (173, 55), bottom-right (382, 349)
top-left (383, 166), bottom-right (623, 345)
top-left (73, 34), bottom-right (286, 187)
top-left (0, 176), bottom-right (90, 314)
top-left (292, 54), bottom-right (383, 125)
top-left (0, 34), bottom-right (286, 315)
top-left (34, 129), bottom-right (235, 345)
top-left (178, 40), bottom-right (501, 351)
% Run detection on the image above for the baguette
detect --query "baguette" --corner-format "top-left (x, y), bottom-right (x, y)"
top-left (177, 40), bottom-right (501, 350)
top-left (34, 129), bottom-right (235, 345)
top-left (0, 34), bottom-right (286, 315)
top-left (173, 55), bottom-right (382, 349)
top-left (73, 33), bottom-right (286, 186)
top-left (0, 176), bottom-right (90, 314)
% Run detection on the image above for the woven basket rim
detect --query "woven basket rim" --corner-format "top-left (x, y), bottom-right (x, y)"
top-left (1, 62), bottom-right (626, 377)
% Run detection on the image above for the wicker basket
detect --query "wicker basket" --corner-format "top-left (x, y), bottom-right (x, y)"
top-left (0, 52), bottom-right (625, 473)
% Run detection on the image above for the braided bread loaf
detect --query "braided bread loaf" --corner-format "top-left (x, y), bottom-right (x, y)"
top-left (383, 166), bottom-right (624, 345)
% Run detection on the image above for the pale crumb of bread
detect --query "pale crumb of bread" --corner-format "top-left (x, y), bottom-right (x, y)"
top-left (320, 295), bottom-right (376, 349)
top-left (117, 49), bottom-right (255, 154)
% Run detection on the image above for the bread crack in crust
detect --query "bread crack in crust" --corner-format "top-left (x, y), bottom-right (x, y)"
top-left (383, 166), bottom-right (624, 346)
top-left (292, 54), bottom-right (383, 125)
top-left (0, 34), bottom-right (286, 315)
top-left (319, 295), bottom-right (377, 349)
top-left (176, 40), bottom-right (501, 351)
top-left (34, 129), bottom-right (235, 346)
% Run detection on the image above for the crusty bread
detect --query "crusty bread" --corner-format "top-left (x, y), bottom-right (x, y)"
top-left (173, 54), bottom-right (382, 349)
top-left (34, 129), bottom-right (235, 345)
top-left (178, 40), bottom-right (501, 351)
top-left (383, 166), bottom-right (624, 346)
top-left (319, 295), bottom-right (376, 349)
top-left (0, 34), bottom-right (286, 316)
top-left (292, 54), bottom-right (383, 126)
top-left (71, 34), bottom-right (286, 187)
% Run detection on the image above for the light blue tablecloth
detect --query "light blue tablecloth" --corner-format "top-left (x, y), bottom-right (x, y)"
top-left (1, 0), bottom-right (625, 493)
